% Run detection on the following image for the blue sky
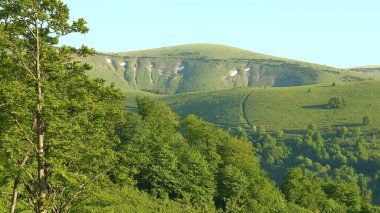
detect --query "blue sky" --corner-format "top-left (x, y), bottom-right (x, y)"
top-left (60, 0), bottom-right (380, 68)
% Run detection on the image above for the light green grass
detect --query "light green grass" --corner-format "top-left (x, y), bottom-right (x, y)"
top-left (125, 80), bottom-right (380, 134)
top-left (84, 54), bottom-right (131, 91)
top-left (80, 44), bottom-right (375, 94)
top-left (159, 88), bottom-right (253, 127)
top-left (246, 80), bottom-right (380, 132)
top-left (118, 43), bottom-right (298, 61)
top-left (125, 88), bottom-right (252, 127)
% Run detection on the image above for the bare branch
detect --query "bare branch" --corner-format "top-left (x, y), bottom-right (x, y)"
top-left (11, 158), bottom-right (35, 183)
top-left (0, 188), bottom-right (12, 196)
top-left (24, 184), bottom-right (37, 209)
top-left (19, 16), bottom-right (37, 40)
top-left (14, 119), bottom-right (38, 154)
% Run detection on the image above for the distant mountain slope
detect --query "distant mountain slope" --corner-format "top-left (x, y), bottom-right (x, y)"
top-left (349, 65), bottom-right (380, 74)
top-left (83, 44), bottom-right (370, 94)
top-left (125, 80), bottom-right (380, 133)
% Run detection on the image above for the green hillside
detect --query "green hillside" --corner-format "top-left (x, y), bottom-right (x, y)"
top-left (125, 80), bottom-right (380, 134)
top-left (83, 44), bottom-right (371, 94)
top-left (246, 80), bottom-right (380, 132)
top-left (125, 88), bottom-right (248, 128)
top-left (349, 65), bottom-right (380, 79)
top-left (350, 65), bottom-right (380, 71)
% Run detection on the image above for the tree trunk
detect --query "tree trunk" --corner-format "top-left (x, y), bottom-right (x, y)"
top-left (35, 21), bottom-right (47, 213)
top-left (10, 156), bottom-right (28, 213)
top-left (9, 177), bottom-right (20, 213)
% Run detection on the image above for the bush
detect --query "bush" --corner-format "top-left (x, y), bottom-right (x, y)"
top-left (352, 128), bottom-right (361, 138)
top-left (275, 129), bottom-right (284, 138)
top-left (362, 116), bottom-right (371, 126)
top-left (327, 97), bottom-right (346, 109)
top-left (336, 127), bottom-right (349, 139)
top-left (258, 125), bottom-right (266, 136)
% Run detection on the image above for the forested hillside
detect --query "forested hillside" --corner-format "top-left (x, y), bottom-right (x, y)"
top-left (123, 81), bottom-right (380, 210)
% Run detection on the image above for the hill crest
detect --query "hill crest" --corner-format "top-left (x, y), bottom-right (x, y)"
top-left (83, 43), bottom-right (371, 94)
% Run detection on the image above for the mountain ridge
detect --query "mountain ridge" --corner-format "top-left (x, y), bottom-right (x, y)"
top-left (82, 43), bottom-right (373, 94)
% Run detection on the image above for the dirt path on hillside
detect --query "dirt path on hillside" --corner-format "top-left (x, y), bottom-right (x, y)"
top-left (241, 90), bottom-right (255, 128)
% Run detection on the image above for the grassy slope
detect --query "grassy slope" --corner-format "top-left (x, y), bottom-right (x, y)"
top-left (118, 43), bottom-right (271, 58)
top-left (350, 65), bottom-right (380, 69)
top-left (349, 65), bottom-right (380, 79)
top-left (83, 44), bottom-right (373, 94)
top-left (85, 54), bottom-right (130, 91)
top-left (246, 80), bottom-right (380, 132)
top-left (125, 88), bottom-right (251, 128)
top-left (119, 44), bottom-right (371, 71)
top-left (125, 80), bottom-right (380, 134)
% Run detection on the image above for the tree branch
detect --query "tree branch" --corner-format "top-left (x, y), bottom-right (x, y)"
top-left (4, 19), bottom-right (37, 79)
top-left (19, 16), bottom-right (37, 40)
top-left (14, 118), bottom-right (38, 153)
top-left (60, 172), bottom-right (104, 210)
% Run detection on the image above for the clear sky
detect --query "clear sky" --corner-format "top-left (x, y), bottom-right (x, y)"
top-left (60, 0), bottom-right (380, 68)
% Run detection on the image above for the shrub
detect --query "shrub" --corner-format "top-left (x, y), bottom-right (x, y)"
top-left (327, 97), bottom-right (346, 109)
top-left (362, 116), bottom-right (371, 126)
top-left (258, 125), bottom-right (266, 136)
top-left (275, 129), bottom-right (284, 138)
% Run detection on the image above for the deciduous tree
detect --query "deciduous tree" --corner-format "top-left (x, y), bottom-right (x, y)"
top-left (0, 1), bottom-right (125, 212)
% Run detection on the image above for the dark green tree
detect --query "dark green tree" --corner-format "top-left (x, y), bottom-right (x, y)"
top-left (258, 125), bottom-right (266, 136)
top-left (328, 97), bottom-right (347, 109)
top-left (356, 137), bottom-right (369, 161)
top-left (336, 127), bottom-right (349, 139)
top-left (363, 116), bottom-right (371, 126)
top-left (352, 128), bottom-right (362, 138)
top-left (275, 129), bottom-right (284, 138)
top-left (260, 134), bottom-right (290, 167)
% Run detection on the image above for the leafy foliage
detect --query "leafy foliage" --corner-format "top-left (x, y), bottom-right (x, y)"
top-left (363, 116), bottom-right (371, 126)
top-left (116, 99), bottom-right (288, 212)
top-left (0, 0), bottom-right (125, 211)
top-left (328, 97), bottom-right (347, 109)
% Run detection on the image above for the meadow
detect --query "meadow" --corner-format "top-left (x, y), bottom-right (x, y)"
top-left (125, 80), bottom-right (380, 135)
